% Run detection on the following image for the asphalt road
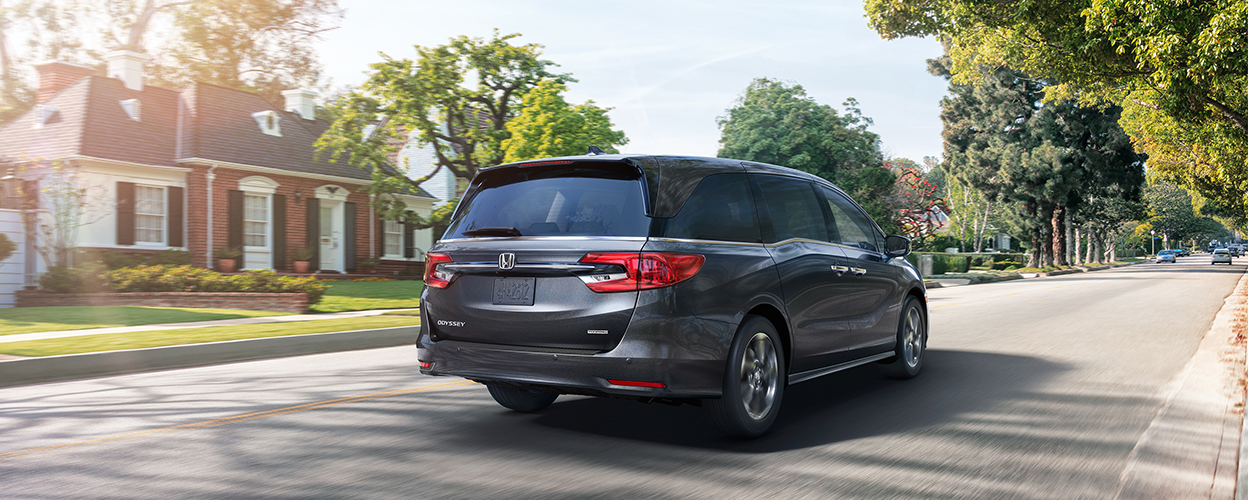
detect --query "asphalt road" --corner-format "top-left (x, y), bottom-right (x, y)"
top-left (1, 256), bottom-right (1244, 499)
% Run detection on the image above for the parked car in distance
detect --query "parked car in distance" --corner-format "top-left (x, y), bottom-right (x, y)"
top-left (1174, 248), bottom-right (1190, 257)
top-left (1156, 250), bottom-right (1176, 263)
top-left (417, 152), bottom-right (928, 437)
top-left (1213, 248), bottom-right (1233, 265)
top-left (1230, 246), bottom-right (1241, 257)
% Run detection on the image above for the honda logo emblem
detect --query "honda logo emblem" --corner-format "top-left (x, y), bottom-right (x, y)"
top-left (498, 253), bottom-right (516, 270)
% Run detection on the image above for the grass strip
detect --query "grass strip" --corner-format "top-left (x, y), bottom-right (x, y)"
top-left (0, 306), bottom-right (289, 336)
top-left (0, 316), bottom-right (419, 357)
top-left (310, 281), bottom-right (424, 313)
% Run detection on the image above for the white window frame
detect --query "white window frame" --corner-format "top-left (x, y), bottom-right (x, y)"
top-left (383, 220), bottom-right (403, 259)
top-left (134, 184), bottom-right (166, 246)
top-left (243, 193), bottom-right (270, 250)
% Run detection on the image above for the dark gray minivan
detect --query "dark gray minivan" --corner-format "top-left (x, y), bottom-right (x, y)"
top-left (417, 153), bottom-right (927, 437)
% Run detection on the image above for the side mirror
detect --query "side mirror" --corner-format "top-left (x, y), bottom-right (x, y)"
top-left (884, 234), bottom-right (911, 258)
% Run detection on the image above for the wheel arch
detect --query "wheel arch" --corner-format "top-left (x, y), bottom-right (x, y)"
top-left (743, 303), bottom-right (791, 376)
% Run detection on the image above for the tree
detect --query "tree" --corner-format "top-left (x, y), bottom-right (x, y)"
top-left (888, 157), bottom-right (948, 243)
top-left (1144, 180), bottom-right (1225, 250)
top-left (865, 0), bottom-right (1248, 221)
top-left (0, 0), bottom-right (95, 124)
top-left (501, 79), bottom-right (627, 162)
top-left (716, 78), bottom-right (896, 231)
top-left (316, 31), bottom-right (571, 226)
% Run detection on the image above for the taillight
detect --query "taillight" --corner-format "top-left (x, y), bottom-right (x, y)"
top-left (578, 252), bottom-right (705, 293)
top-left (424, 253), bottom-right (455, 289)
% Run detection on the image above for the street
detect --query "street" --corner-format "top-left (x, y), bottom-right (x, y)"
top-left (1, 258), bottom-right (1245, 499)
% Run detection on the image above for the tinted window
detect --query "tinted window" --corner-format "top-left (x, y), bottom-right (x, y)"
top-left (820, 186), bottom-right (883, 252)
top-left (662, 174), bottom-right (760, 242)
top-left (445, 175), bottom-right (649, 238)
top-left (754, 175), bottom-right (828, 242)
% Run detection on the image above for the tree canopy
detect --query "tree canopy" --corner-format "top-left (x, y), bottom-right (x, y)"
top-left (716, 77), bottom-right (896, 230)
top-left (501, 79), bottom-right (627, 162)
top-left (865, 0), bottom-right (1248, 220)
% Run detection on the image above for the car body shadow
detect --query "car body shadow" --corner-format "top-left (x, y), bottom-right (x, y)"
top-left (528, 349), bottom-right (1067, 452)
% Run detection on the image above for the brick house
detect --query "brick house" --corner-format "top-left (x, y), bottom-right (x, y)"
top-left (0, 51), bottom-right (437, 290)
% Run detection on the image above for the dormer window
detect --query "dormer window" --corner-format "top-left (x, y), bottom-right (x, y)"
top-left (33, 105), bottom-right (58, 129)
top-left (120, 99), bottom-right (141, 121)
top-left (251, 110), bottom-right (282, 137)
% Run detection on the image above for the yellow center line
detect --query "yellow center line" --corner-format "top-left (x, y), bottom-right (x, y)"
top-left (930, 303), bottom-right (962, 309)
top-left (0, 378), bottom-right (477, 462)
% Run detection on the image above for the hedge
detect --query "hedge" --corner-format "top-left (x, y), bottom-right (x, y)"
top-left (39, 265), bottom-right (328, 305)
top-left (904, 252), bottom-right (1027, 275)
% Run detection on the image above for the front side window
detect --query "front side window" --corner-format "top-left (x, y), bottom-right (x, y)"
top-left (244, 194), bottom-right (268, 248)
top-left (820, 186), bottom-right (883, 252)
top-left (662, 173), bottom-right (760, 243)
top-left (384, 220), bottom-right (402, 256)
top-left (754, 175), bottom-right (828, 243)
top-left (134, 185), bottom-right (165, 243)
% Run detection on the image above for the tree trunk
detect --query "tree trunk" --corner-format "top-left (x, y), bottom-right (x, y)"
top-left (1094, 232), bottom-right (1104, 264)
top-left (1086, 228), bottom-right (1094, 263)
top-left (1064, 210), bottom-right (1073, 265)
top-left (1028, 234), bottom-right (1041, 268)
top-left (1074, 227), bottom-right (1082, 265)
top-left (1052, 206), bottom-right (1067, 266)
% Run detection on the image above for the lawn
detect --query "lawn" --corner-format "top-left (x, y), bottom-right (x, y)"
top-left (311, 280), bottom-right (423, 313)
top-left (0, 306), bottom-right (289, 336)
top-left (0, 315), bottom-right (420, 357)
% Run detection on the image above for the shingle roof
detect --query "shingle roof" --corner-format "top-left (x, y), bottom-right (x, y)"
top-left (0, 76), bottom-right (434, 198)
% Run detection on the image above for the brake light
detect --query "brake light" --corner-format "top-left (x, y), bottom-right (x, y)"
top-left (578, 252), bottom-right (705, 293)
top-left (424, 253), bottom-right (455, 289)
top-left (608, 379), bottom-right (666, 388)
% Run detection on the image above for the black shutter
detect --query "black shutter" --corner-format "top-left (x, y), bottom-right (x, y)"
top-left (404, 218), bottom-right (415, 259)
top-left (167, 186), bottom-right (184, 247)
top-left (273, 193), bottom-right (287, 270)
top-left (377, 217), bottom-right (386, 258)
top-left (344, 201), bottom-right (356, 271)
top-left (116, 182), bottom-right (135, 245)
top-left (227, 190), bottom-right (244, 269)
top-left (306, 197), bottom-right (320, 272)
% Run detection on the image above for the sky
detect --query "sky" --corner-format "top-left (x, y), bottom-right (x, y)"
top-left (318, 0), bottom-right (949, 162)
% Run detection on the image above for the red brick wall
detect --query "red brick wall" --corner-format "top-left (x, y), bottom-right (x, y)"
top-left (17, 291), bottom-right (310, 313)
top-left (185, 164), bottom-right (380, 271)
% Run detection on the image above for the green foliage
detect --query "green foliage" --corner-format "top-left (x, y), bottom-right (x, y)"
top-left (78, 249), bottom-right (193, 270)
top-left (502, 79), bottom-right (628, 162)
top-left (214, 246), bottom-right (242, 259)
top-left (106, 266), bottom-right (328, 305)
top-left (317, 31), bottom-right (569, 229)
top-left (717, 78), bottom-right (897, 232)
top-left (865, 0), bottom-right (1248, 220)
top-left (37, 264), bottom-right (110, 293)
top-left (1144, 180), bottom-right (1228, 247)
top-left (291, 246), bottom-right (314, 262)
top-left (0, 233), bottom-right (15, 262)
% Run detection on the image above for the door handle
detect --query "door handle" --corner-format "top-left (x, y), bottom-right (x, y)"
top-left (851, 267), bottom-right (867, 276)
top-left (831, 265), bottom-right (849, 276)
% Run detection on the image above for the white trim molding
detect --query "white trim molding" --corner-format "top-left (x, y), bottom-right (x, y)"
top-left (238, 175), bottom-right (279, 194)
top-left (174, 158), bottom-right (438, 200)
top-left (315, 184), bottom-right (349, 202)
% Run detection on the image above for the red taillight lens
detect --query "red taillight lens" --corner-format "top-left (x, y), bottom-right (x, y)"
top-left (607, 379), bottom-right (666, 388)
top-left (578, 252), bottom-right (705, 293)
top-left (424, 253), bottom-right (455, 289)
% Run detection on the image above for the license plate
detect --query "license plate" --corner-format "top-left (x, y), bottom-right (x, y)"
top-left (493, 277), bottom-right (535, 305)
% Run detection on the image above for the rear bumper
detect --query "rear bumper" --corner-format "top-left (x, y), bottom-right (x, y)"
top-left (417, 328), bottom-right (728, 399)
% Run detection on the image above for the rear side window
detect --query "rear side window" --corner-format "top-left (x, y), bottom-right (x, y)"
top-left (444, 173), bottom-right (650, 238)
top-left (661, 174), bottom-right (760, 243)
top-left (754, 175), bottom-right (829, 243)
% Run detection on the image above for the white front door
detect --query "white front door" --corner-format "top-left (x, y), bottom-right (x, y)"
top-left (319, 201), bottom-right (342, 272)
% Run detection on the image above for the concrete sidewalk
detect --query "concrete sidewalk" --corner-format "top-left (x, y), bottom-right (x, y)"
top-left (0, 308), bottom-right (419, 344)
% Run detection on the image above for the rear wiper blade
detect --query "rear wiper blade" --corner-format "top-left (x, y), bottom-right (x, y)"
top-left (463, 226), bottom-right (523, 237)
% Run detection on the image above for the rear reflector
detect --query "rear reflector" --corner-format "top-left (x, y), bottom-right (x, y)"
top-left (607, 379), bottom-right (666, 388)
top-left (419, 361), bottom-right (433, 369)
top-left (579, 252), bottom-right (705, 293)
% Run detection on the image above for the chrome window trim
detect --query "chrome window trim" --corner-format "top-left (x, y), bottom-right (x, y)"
top-left (438, 236), bottom-right (649, 244)
top-left (442, 263), bottom-right (598, 271)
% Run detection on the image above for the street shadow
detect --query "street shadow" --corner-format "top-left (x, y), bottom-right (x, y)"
top-left (524, 349), bottom-right (1067, 452)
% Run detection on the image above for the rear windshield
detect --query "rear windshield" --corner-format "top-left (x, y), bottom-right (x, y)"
top-left (444, 170), bottom-right (650, 239)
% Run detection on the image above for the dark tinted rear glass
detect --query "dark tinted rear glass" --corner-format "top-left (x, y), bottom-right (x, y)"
top-left (444, 170), bottom-right (650, 239)
top-left (661, 173), bottom-right (760, 242)
top-left (754, 175), bottom-right (829, 243)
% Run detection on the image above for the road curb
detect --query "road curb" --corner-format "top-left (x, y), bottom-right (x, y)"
top-left (0, 326), bottom-right (419, 388)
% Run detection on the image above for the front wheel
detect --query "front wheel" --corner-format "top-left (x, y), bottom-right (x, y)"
top-left (879, 297), bottom-right (927, 379)
top-left (704, 315), bottom-right (785, 438)
top-left (487, 385), bottom-right (558, 412)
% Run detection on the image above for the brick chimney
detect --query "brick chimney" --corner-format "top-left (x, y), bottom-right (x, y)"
top-left (34, 61), bottom-right (96, 104)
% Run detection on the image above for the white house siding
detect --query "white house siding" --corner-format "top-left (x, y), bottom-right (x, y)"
top-left (74, 159), bottom-right (189, 251)
top-left (0, 209), bottom-right (38, 307)
top-left (399, 141), bottom-right (457, 207)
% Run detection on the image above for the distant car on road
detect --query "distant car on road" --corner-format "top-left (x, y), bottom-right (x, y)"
top-left (1174, 248), bottom-right (1190, 257)
top-left (1230, 246), bottom-right (1241, 257)
top-left (1212, 248), bottom-right (1232, 265)
top-left (1157, 250), bottom-right (1176, 263)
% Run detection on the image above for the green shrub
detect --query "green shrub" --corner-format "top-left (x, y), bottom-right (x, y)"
top-left (105, 265), bottom-right (328, 305)
top-left (991, 260), bottom-right (1021, 270)
top-left (38, 264), bottom-right (111, 293)
top-left (150, 249), bottom-right (192, 266)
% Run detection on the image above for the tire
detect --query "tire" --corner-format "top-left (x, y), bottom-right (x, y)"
top-left (486, 384), bottom-right (558, 412)
top-left (704, 315), bottom-right (785, 438)
top-left (879, 297), bottom-right (927, 379)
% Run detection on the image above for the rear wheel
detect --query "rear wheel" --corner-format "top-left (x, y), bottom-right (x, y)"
top-left (879, 297), bottom-right (927, 379)
top-left (487, 385), bottom-right (558, 412)
top-left (704, 315), bottom-right (785, 438)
